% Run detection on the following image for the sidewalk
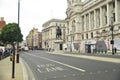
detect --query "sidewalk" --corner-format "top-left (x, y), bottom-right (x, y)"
top-left (0, 57), bottom-right (23, 80)
top-left (63, 51), bottom-right (120, 59)
top-left (48, 51), bottom-right (120, 64)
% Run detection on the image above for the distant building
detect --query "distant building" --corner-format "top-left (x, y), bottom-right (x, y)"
top-left (0, 17), bottom-right (6, 46)
top-left (42, 19), bottom-right (67, 51)
top-left (0, 17), bottom-right (6, 31)
top-left (42, 0), bottom-right (120, 53)
top-left (26, 28), bottom-right (42, 50)
top-left (38, 32), bottom-right (42, 49)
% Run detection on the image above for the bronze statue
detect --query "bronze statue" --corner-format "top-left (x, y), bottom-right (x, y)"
top-left (56, 26), bottom-right (62, 39)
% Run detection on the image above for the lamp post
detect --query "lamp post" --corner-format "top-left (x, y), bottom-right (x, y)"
top-left (110, 16), bottom-right (114, 55)
top-left (70, 31), bottom-right (72, 52)
top-left (11, 29), bottom-right (15, 78)
top-left (16, 0), bottom-right (20, 63)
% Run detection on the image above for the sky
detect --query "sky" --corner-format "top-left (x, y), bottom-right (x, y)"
top-left (0, 0), bottom-right (85, 40)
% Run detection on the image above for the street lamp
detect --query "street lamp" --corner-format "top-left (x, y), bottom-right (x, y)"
top-left (16, 0), bottom-right (20, 63)
top-left (70, 31), bottom-right (72, 52)
top-left (10, 29), bottom-right (15, 78)
top-left (110, 16), bottom-right (114, 55)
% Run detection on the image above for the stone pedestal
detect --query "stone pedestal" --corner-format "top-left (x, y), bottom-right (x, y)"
top-left (54, 39), bottom-right (64, 51)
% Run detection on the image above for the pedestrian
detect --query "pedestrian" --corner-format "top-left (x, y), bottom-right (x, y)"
top-left (114, 47), bottom-right (117, 54)
top-left (0, 48), bottom-right (3, 60)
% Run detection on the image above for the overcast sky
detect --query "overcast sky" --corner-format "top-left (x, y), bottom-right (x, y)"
top-left (0, 0), bottom-right (85, 40)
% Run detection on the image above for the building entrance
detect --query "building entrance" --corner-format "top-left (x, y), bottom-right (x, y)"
top-left (60, 44), bottom-right (63, 50)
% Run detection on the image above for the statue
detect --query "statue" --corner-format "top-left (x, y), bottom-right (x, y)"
top-left (56, 26), bottom-right (62, 39)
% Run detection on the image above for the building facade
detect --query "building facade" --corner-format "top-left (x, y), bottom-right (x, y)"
top-left (0, 17), bottom-right (6, 46)
top-left (0, 17), bottom-right (6, 31)
top-left (26, 28), bottom-right (42, 49)
top-left (42, 19), bottom-right (67, 51)
top-left (66, 0), bottom-right (120, 53)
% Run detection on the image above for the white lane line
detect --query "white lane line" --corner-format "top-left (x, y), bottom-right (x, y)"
top-left (37, 65), bottom-right (40, 68)
top-left (37, 68), bottom-right (42, 73)
top-left (27, 53), bottom-right (86, 72)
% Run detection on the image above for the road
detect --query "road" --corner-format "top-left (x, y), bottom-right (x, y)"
top-left (20, 50), bottom-right (120, 80)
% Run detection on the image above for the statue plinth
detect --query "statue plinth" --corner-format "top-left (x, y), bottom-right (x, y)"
top-left (54, 39), bottom-right (64, 52)
top-left (54, 39), bottom-right (64, 43)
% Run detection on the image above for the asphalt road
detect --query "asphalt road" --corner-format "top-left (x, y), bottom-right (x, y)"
top-left (20, 50), bottom-right (120, 80)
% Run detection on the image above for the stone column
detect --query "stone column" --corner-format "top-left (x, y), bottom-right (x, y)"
top-left (115, 0), bottom-right (120, 22)
top-left (107, 3), bottom-right (110, 25)
top-left (94, 10), bottom-right (96, 29)
top-left (84, 15), bottom-right (86, 31)
top-left (100, 7), bottom-right (103, 27)
top-left (89, 13), bottom-right (91, 30)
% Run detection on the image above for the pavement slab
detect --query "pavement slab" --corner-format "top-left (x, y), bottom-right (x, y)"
top-left (0, 57), bottom-right (23, 80)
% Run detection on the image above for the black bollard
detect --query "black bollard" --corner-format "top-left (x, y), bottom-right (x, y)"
top-left (16, 54), bottom-right (19, 63)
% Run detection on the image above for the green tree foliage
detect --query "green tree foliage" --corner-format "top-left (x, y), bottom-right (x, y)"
top-left (0, 23), bottom-right (23, 44)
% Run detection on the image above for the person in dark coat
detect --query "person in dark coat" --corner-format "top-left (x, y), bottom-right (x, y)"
top-left (114, 47), bottom-right (117, 54)
top-left (0, 48), bottom-right (3, 60)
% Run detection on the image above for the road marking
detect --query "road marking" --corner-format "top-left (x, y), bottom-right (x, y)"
top-left (105, 70), bottom-right (108, 72)
top-left (37, 68), bottom-right (42, 73)
top-left (37, 65), bottom-right (40, 68)
top-left (27, 53), bottom-right (86, 72)
top-left (37, 64), bottom-right (68, 73)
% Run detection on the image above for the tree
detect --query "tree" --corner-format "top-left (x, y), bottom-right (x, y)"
top-left (0, 23), bottom-right (23, 78)
top-left (0, 23), bottom-right (23, 45)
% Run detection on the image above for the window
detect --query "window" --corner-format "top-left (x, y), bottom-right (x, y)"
top-left (56, 23), bottom-right (57, 26)
top-left (82, 16), bottom-right (84, 31)
top-left (73, 35), bottom-right (74, 40)
top-left (113, 13), bottom-right (115, 22)
top-left (86, 14), bottom-right (89, 30)
top-left (60, 24), bottom-right (61, 26)
top-left (86, 34), bottom-right (88, 39)
top-left (82, 34), bottom-right (84, 40)
top-left (91, 32), bottom-right (93, 38)
top-left (113, 1), bottom-right (115, 8)
top-left (104, 5), bottom-right (107, 24)
top-left (72, 20), bottom-right (76, 32)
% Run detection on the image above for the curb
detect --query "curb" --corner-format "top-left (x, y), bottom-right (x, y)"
top-left (20, 58), bottom-right (28, 80)
top-left (48, 51), bottom-right (120, 64)
top-left (20, 58), bottom-right (35, 80)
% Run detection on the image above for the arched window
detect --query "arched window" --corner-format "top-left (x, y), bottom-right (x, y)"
top-left (72, 20), bottom-right (76, 32)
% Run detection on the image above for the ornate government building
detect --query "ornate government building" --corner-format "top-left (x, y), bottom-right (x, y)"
top-left (42, 0), bottom-right (120, 53)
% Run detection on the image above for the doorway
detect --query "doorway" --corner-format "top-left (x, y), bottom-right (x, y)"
top-left (85, 44), bottom-right (91, 53)
top-left (60, 44), bottom-right (63, 50)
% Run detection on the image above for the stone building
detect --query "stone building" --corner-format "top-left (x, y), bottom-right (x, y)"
top-left (26, 28), bottom-right (42, 49)
top-left (66, 0), bottom-right (120, 53)
top-left (0, 17), bottom-right (6, 31)
top-left (42, 19), bottom-right (67, 51)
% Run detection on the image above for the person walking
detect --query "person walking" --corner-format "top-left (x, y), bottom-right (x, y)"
top-left (0, 48), bottom-right (3, 60)
top-left (114, 47), bottom-right (117, 54)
